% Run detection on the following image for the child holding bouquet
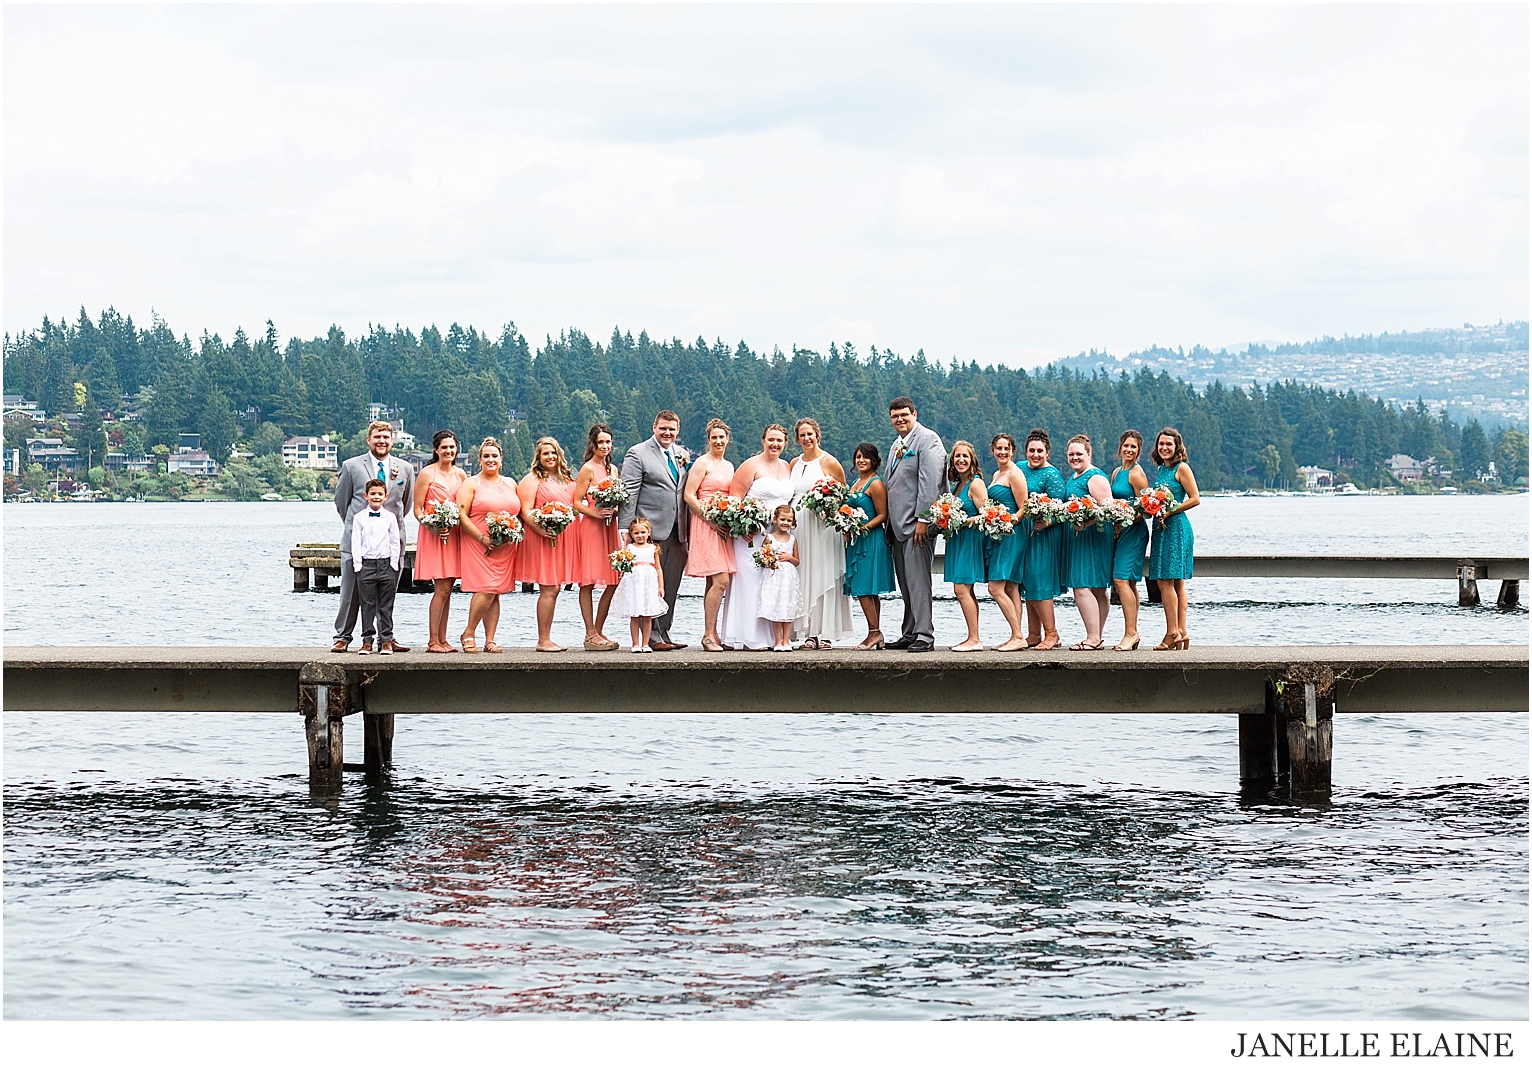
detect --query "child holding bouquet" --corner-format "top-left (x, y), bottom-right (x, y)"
top-left (615, 517), bottom-right (667, 653)
top-left (757, 505), bottom-right (802, 651)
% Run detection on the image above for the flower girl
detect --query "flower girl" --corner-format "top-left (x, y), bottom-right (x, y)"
top-left (757, 504), bottom-right (802, 651)
top-left (615, 517), bottom-right (667, 653)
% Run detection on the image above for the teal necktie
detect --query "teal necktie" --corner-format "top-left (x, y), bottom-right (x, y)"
top-left (376, 460), bottom-right (386, 482)
top-left (665, 450), bottom-right (678, 481)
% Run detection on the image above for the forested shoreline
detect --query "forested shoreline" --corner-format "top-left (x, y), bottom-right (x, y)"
top-left (4, 307), bottom-right (1527, 494)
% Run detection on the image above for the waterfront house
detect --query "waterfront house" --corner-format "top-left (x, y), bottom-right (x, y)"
top-left (1297, 465), bottom-right (1334, 491)
top-left (1386, 453), bottom-right (1425, 483)
top-left (281, 436), bottom-right (339, 470)
top-left (166, 450), bottom-right (219, 477)
top-left (25, 437), bottom-right (83, 472)
top-left (104, 452), bottom-right (152, 473)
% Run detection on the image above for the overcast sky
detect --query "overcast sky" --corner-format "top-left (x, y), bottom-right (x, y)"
top-left (5, 4), bottom-right (1527, 365)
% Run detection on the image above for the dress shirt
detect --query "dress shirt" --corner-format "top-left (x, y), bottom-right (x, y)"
top-left (351, 508), bottom-right (402, 570)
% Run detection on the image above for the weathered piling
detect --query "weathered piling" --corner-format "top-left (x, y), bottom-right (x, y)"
top-left (1498, 580), bottom-right (1520, 611)
top-left (1459, 563), bottom-right (1480, 608)
top-left (298, 661), bottom-right (360, 793)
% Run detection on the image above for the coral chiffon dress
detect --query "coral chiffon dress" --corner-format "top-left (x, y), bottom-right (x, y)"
top-left (457, 474), bottom-right (520, 595)
top-left (571, 465), bottom-right (623, 588)
top-left (516, 477), bottom-right (580, 586)
top-left (414, 466), bottom-right (466, 581)
top-left (685, 458), bottom-right (737, 578)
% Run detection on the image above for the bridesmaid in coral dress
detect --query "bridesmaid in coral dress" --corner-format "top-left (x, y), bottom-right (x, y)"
top-left (455, 437), bottom-right (520, 653)
top-left (571, 423), bottom-right (623, 652)
top-left (516, 436), bottom-right (580, 652)
top-left (682, 418), bottom-right (737, 651)
top-left (412, 429), bottom-right (467, 653)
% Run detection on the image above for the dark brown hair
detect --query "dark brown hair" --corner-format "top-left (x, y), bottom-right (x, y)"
top-left (888, 396), bottom-right (915, 413)
top-left (1025, 428), bottom-right (1051, 453)
top-left (1153, 427), bottom-right (1189, 467)
top-left (431, 429), bottom-right (459, 464)
top-left (947, 441), bottom-right (981, 487)
top-left (1118, 429), bottom-right (1143, 454)
top-left (583, 423), bottom-right (614, 468)
top-left (852, 442), bottom-right (882, 472)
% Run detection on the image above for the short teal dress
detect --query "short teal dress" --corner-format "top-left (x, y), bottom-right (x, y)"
top-left (1064, 466), bottom-right (1113, 590)
top-left (1110, 465), bottom-right (1150, 582)
top-left (842, 476), bottom-right (896, 596)
top-left (982, 479), bottom-right (1027, 584)
top-left (943, 477), bottom-right (987, 586)
top-left (1021, 463), bottom-right (1065, 601)
top-left (1147, 463), bottom-right (1195, 581)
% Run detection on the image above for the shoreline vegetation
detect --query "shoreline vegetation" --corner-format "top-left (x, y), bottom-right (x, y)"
top-left (5, 307), bottom-right (1528, 503)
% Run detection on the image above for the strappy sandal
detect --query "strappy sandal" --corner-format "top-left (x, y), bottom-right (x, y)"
top-left (1036, 632), bottom-right (1061, 650)
top-left (854, 630), bottom-right (885, 651)
top-left (484, 642), bottom-right (505, 653)
top-left (1069, 639), bottom-right (1105, 651)
top-left (702, 638), bottom-right (726, 652)
top-left (460, 635), bottom-right (480, 653)
top-left (797, 637), bottom-right (823, 650)
top-left (1153, 633), bottom-right (1178, 651)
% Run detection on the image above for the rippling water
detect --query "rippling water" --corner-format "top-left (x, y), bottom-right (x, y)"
top-left (4, 496), bottom-right (1528, 1019)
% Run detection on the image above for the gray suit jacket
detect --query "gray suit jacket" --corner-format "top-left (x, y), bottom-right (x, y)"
top-left (618, 436), bottom-right (690, 544)
top-left (335, 450), bottom-right (415, 557)
top-left (883, 421), bottom-right (946, 540)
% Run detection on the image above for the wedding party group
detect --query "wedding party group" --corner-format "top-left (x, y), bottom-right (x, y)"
top-left (327, 397), bottom-right (1199, 656)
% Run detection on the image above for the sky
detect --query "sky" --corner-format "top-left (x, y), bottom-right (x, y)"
top-left (4, 3), bottom-right (1527, 366)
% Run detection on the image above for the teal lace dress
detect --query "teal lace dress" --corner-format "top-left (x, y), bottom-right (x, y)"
top-left (842, 476), bottom-right (896, 596)
top-left (943, 477), bottom-right (987, 586)
top-left (1146, 463), bottom-right (1195, 581)
top-left (982, 479), bottom-right (1027, 584)
top-left (1110, 466), bottom-right (1150, 582)
top-left (1064, 466), bottom-right (1113, 590)
top-left (1021, 463), bottom-right (1065, 601)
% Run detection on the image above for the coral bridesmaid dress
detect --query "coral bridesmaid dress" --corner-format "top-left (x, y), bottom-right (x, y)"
top-left (515, 477), bottom-right (580, 586)
top-left (571, 467), bottom-right (623, 588)
top-left (458, 474), bottom-right (520, 595)
top-left (414, 468), bottom-right (465, 581)
top-left (685, 459), bottom-right (737, 577)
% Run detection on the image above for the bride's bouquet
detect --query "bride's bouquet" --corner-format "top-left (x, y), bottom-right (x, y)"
top-left (973, 502), bottom-right (1019, 541)
top-left (796, 477), bottom-right (849, 527)
top-left (1025, 493), bottom-right (1069, 527)
top-left (484, 511), bottom-right (523, 553)
top-left (586, 477), bottom-right (630, 523)
top-left (918, 493), bottom-right (969, 534)
top-left (419, 498), bottom-right (460, 541)
top-left (826, 502), bottom-right (869, 541)
top-left (704, 492), bottom-right (771, 544)
top-left (528, 500), bottom-right (577, 544)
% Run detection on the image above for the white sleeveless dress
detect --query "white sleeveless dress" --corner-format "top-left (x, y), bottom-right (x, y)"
top-left (719, 473), bottom-right (795, 650)
top-left (790, 455), bottom-right (857, 644)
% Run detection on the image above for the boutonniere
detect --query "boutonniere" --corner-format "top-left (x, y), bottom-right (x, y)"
top-left (894, 444), bottom-right (913, 460)
top-left (675, 451), bottom-right (690, 470)
top-left (388, 462), bottom-right (399, 478)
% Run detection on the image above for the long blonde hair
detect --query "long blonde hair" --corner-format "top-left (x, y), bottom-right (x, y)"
top-left (530, 436), bottom-right (573, 481)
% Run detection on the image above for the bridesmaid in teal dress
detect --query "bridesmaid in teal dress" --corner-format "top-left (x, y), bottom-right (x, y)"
top-left (981, 433), bottom-right (1030, 651)
top-left (842, 442), bottom-right (896, 650)
top-left (1062, 434), bottom-right (1115, 650)
top-left (1146, 427), bottom-right (1201, 650)
top-left (1109, 430), bottom-right (1150, 651)
top-left (943, 441), bottom-right (989, 651)
top-left (1020, 429), bottom-right (1066, 649)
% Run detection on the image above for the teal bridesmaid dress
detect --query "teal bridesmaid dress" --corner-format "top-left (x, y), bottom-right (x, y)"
top-left (1021, 464), bottom-right (1065, 601)
top-left (942, 477), bottom-right (987, 586)
top-left (1147, 464), bottom-right (1195, 581)
top-left (1110, 465), bottom-right (1150, 582)
top-left (982, 479), bottom-right (1026, 584)
top-left (842, 477), bottom-right (896, 596)
top-left (1064, 466), bottom-right (1113, 589)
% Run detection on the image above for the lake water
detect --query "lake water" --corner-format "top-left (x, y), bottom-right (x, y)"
top-left (3, 495), bottom-right (1528, 1019)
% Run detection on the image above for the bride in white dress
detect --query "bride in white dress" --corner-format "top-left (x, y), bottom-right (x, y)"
top-left (719, 424), bottom-right (794, 650)
top-left (788, 418), bottom-right (856, 647)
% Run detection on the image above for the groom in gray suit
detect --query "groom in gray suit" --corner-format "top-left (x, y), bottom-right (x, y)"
top-left (618, 410), bottom-right (690, 650)
top-left (883, 397), bottom-right (946, 652)
top-left (332, 420), bottom-right (415, 652)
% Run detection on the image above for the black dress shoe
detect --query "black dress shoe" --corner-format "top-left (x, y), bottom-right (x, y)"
top-left (885, 635), bottom-right (916, 650)
top-left (906, 640), bottom-right (935, 653)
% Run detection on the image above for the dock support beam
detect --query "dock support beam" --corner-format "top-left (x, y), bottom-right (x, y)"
top-left (364, 713), bottom-right (394, 777)
top-left (1146, 579), bottom-right (1162, 605)
top-left (299, 662), bottom-right (360, 793)
top-left (1273, 668), bottom-right (1334, 796)
top-left (1459, 563), bottom-right (1480, 607)
top-left (293, 567), bottom-right (310, 593)
top-left (1498, 579), bottom-right (1520, 611)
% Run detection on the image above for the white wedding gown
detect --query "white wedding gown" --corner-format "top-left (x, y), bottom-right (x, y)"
top-left (719, 473), bottom-right (795, 650)
top-left (790, 456), bottom-right (856, 644)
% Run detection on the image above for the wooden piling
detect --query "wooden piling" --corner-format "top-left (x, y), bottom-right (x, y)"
top-left (293, 566), bottom-right (310, 593)
top-left (299, 662), bottom-right (360, 793)
top-left (1459, 563), bottom-right (1480, 607)
top-left (1498, 580), bottom-right (1520, 611)
top-left (364, 713), bottom-right (394, 777)
top-left (1238, 692), bottom-right (1281, 791)
top-left (1271, 667), bottom-right (1334, 795)
top-left (1146, 579), bottom-right (1162, 604)
top-left (314, 568), bottom-right (335, 592)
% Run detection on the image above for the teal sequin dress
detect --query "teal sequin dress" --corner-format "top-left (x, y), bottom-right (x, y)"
top-left (982, 479), bottom-right (1027, 584)
top-left (842, 477), bottom-right (896, 596)
top-left (1064, 466), bottom-right (1113, 590)
top-left (1110, 466), bottom-right (1150, 582)
top-left (1147, 464), bottom-right (1195, 581)
top-left (1021, 463), bottom-right (1065, 601)
top-left (943, 477), bottom-right (987, 586)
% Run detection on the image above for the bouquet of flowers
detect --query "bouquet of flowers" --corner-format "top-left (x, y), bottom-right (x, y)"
top-left (1136, 485), bottom-right (1176, 526)
top-left (752, 539), bottom-right (780, 570)
top-left (796, 477), bottom-right (849, 527)
top-left (704, 492), bottom-right (772, 544)
top-left (419, 498), bottom-right (460, 541)
top-left (484, 511), bottom-right (523, 553)
top-left (587, 477), bottom-right (630, 523)
top-left (826, 502), bottom-right (870, 541)
top-left (608, 546), bottom-right (637, 574)
top-left (1025, 493), bottom-right (1070, 527)
top-left (973, 502), bottom-right (1019, 541)
top-left (919, 493), bottom-right (969, 534)
top-left (1100, 499), bottom-right (1139, 529)
top-left (1062, 496), bottom-right (1102, 531)
top-left (528, 500), bottom-right (577, 544)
